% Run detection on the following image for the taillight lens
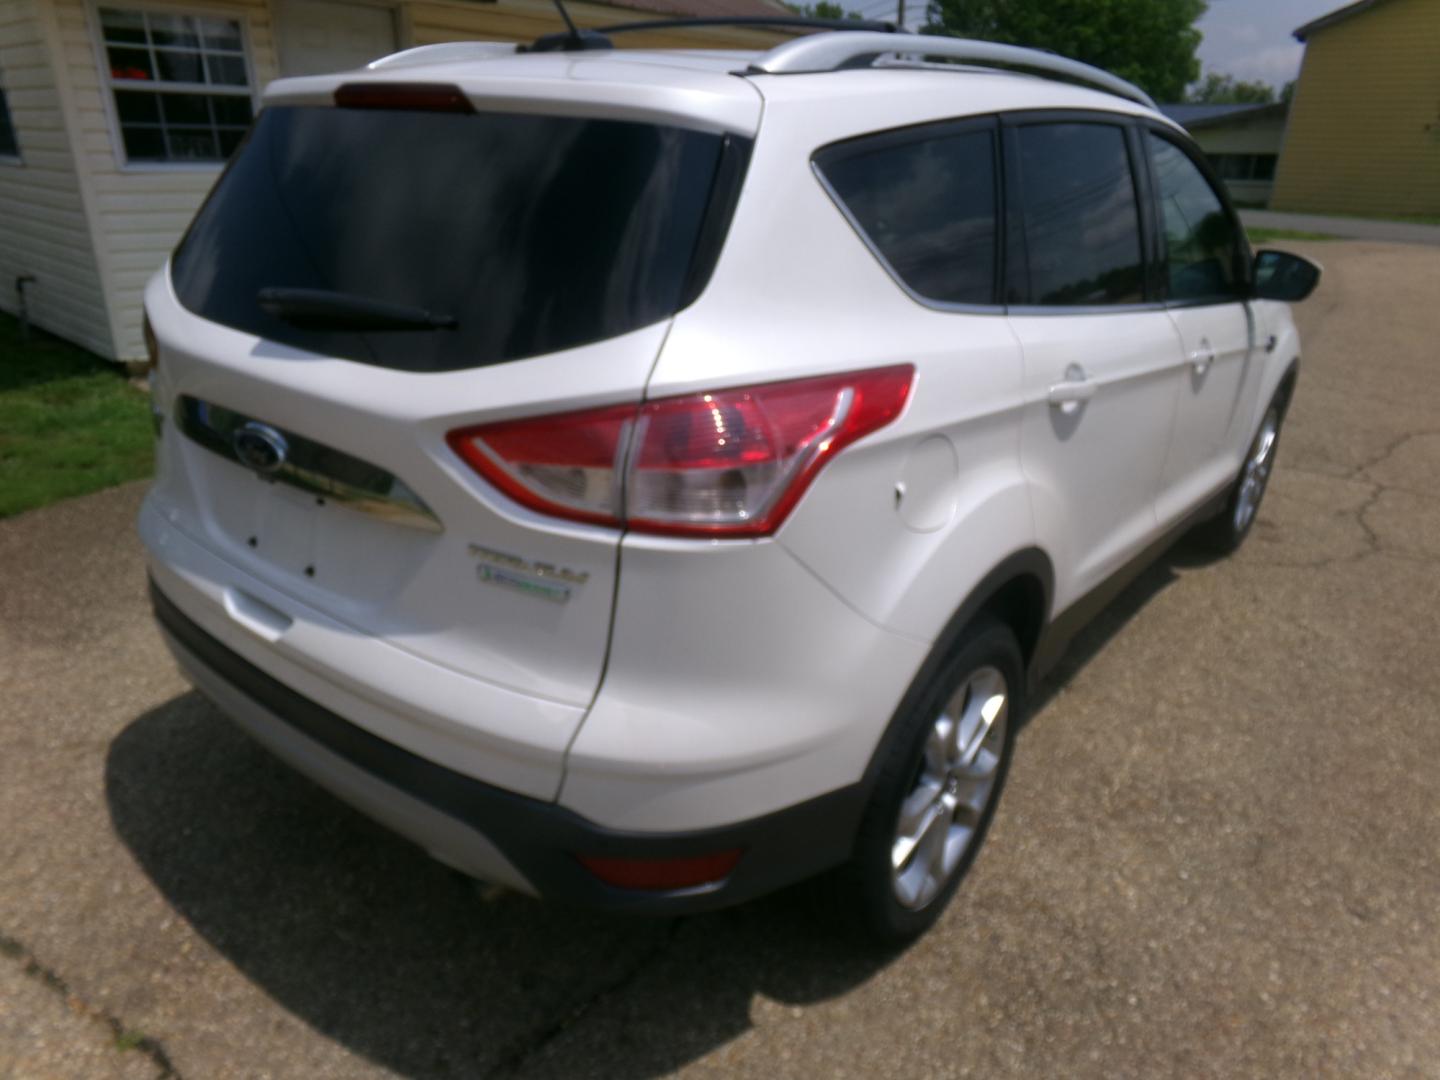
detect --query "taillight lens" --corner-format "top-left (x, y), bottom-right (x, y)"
top-left (446, 365), bottom-right (913, 538)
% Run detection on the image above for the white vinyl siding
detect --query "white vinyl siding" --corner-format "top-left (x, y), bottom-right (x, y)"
top-left (0, 0), bottom-right (113, 356)
top-left (55, 0), bottom-right (278, 360)
top-left (406, 0), bottom-right (794, 52)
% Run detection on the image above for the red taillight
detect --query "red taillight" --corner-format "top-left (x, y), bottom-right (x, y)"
top-left (446, 365), bottom-right (913, 538)
top-left (577, 849), bottom-right (743, 891)
top-left (449, 402), bottom-right (635, 528)
top-left (334, 82), bottom-right (474, 113)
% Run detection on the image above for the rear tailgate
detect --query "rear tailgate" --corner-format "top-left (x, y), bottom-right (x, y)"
top-left (147, 288), bottom-right (665, 709)
top-left (144, 82), bottom-right (754, 778)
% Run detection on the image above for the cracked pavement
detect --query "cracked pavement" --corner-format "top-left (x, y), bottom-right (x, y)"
top-left (3, 240), bottom-right (1439, 1078)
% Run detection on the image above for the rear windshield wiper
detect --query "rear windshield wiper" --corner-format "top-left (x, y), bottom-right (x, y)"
top-left (258, 287), bottom-right (457, 332)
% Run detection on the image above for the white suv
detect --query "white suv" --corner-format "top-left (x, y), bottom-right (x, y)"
top-left (139, 27), bottom-right (1321, 942)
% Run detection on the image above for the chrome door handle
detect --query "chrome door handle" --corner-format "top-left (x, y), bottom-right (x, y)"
top-left (1047, 364), bottom-right (1095, 414)
top-left (1188, 339), bottom-right (1216, 373)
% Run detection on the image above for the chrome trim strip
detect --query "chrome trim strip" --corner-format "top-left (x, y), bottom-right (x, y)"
top-left (176, 396), bottom-right (444, 533)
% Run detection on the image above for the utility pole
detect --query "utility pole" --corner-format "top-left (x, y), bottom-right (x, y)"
top-left (896, 0), bottom-right (905, 29)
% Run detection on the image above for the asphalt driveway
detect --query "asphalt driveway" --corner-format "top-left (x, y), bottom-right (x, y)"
top-left (3, 240), bottom-right (1439, 1079)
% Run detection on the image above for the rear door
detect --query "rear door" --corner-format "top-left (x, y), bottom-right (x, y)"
top-left (149, 97), bottom-right (741, 708)
top-left (1144, 129), bottom-right (1261, 526)
top-left (1005, 116), bottom-right (1185, 611)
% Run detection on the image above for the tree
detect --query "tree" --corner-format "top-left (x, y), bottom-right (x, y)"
top-left (789, 1), bottom-right (864, 19)
top-left (1280, 80), bottom-right (1296, 104)
top-left (923, 0), bottom-right (1207, 104)
top-left (1187, 71), bottom-right (1276, 105)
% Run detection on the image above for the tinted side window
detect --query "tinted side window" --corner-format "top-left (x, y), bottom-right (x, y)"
top-left (1014, 123), bottom-right (1144, 306)
top-left (1148, 134), bottom-right (1245, 303)
top-left (817, 126), bottom-right (997, 306)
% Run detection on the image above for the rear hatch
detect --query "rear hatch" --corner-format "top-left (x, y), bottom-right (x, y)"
top-left (147, 79), bottom-right (753, 708)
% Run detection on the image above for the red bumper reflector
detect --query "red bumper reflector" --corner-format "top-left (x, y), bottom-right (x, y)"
top-left (577, 849), bottom-right (743, 891)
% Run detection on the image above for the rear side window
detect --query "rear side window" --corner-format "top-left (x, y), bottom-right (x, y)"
top-left (815, 124), bottom-right (998, 306)
top-left (1011, 123), bottom-right (1144, 307)
top-left (171, 106), bottom-right (734, 372)
top-left (1147, 133), bottom-right (1246, 303)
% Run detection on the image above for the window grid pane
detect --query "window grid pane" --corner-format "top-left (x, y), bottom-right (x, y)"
top-left (0, 88), bottom-right (19, 158)
top-left (114, 89), bottom-right (253, 163)
top-left (101, 8), bottom-right (251, 164)
top-left (101, 8), bottom-right (247, 88)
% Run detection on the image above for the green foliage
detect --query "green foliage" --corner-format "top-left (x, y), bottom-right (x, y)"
top-left (0, 313), bottom-right (153, 517)
top-left (923, 0), bottom-right (1207, 103)
top-left (1280, 79), bottom-right (1296, 103)
top-left (1247, 227), bottom-right (1336, 243)
top-left (788, 1), bottom-right (865, 19)
top-left (1187, 70), bottom-right (1277, 104)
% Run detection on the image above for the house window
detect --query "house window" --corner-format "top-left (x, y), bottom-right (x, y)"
top-left (98, 7), bottom-right (254, 164)
top-left (1208, 154), bottom-right (1279, 183)
top-left (0, 85), bottom-right (19, 159)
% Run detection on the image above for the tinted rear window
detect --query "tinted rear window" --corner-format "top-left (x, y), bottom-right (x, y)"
top-left (171, 106), bottom-right (732, 372)
top-left (816, 125), bottom-right (998, 306)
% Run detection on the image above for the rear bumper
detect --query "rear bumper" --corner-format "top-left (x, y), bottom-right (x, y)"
top-left (151, 580), bottom-right (866, 913)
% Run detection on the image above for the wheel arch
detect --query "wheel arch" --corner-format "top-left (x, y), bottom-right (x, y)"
top-left (858, 548), bottom-right (1053, 792)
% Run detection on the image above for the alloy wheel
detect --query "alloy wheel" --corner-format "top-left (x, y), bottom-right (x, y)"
top-left (890, 665), bottom-right (1009, 910)
top-left (1234, 408), bottom-right (1280, 534)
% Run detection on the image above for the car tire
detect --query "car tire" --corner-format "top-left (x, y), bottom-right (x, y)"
top-left (844, 615), bottom-right (1023, 945)
top-left (1194, 394), bottom-right (1287, 556)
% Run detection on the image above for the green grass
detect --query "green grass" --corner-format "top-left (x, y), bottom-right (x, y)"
top-left (1247, 227), bottom-right (1337, 244)
top-left (1304, 210), bottom-right (1440, 227)
top-left (113, 1030), bottom-right (148, 1053)
top-left (0, 313), bottom-right (154, 517)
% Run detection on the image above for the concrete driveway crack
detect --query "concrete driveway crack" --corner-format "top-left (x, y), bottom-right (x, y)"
top-left (1255, 427), bottom-right (1440, 570)
top-left (482, 918), bottom-right (684, 1078)
top-left (0, 929), bottom-right (181, 1079)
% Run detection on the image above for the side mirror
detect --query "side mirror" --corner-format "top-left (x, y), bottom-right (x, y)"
top-left (1253, 249), bottom-right (1322, 302)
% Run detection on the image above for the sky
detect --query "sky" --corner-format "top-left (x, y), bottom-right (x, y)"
top-left (1194, 0), bottom-right (1349, 88)
top-left (859, 0), bottom-right (1355, 92)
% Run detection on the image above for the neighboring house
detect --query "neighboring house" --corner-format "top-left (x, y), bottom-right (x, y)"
top-left (1159, 102), bottom-right (1288, 207)
top-left (0, 0), bottom-right (795, 364)
top-left (1270, 0), bottom-right (1440, 217)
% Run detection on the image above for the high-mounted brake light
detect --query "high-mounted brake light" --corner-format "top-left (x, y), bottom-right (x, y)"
top-left (446, 366), bottom-right (914, 538)
top-left (334, 82), bottom-right (474, 113)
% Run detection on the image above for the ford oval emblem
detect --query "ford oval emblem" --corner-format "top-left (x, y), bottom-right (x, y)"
top-left (233, 421), bottom-right (289, 476)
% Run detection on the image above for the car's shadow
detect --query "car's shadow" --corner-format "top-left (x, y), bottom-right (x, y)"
top-left (105, 538), bottom-right (1206, 1078)
top-left (1025, 539), bottom-right (1210, 719)
top-left (106, 692), bottom-right (900, 1078)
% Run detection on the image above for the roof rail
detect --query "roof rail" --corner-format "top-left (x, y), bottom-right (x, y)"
top-left (367, 42), bottom-right (519, 70)
top-left (747, 32), bottom-right (1157, 110)
top-left (597, 16), bottom-right (898, 36)
top-left (527, 15), bottom-right (896, 53)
